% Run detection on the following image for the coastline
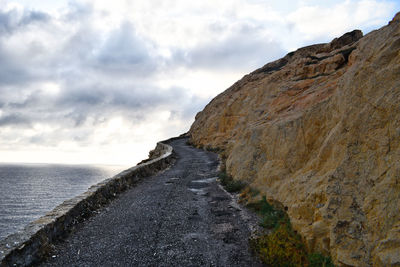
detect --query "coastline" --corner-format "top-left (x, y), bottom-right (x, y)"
top-left (0, 139), bottom-right (176, 266)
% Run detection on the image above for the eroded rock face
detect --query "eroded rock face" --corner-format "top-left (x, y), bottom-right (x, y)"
top-left (189, 13), bottom-right (400, 267)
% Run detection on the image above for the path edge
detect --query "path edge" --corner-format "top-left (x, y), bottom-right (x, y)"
top-left (0, 138), bottom-right (179, 267)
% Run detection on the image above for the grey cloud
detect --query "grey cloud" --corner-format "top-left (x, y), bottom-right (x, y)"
top-left (171, 23), bottom-right (286, 71)
top-left (56, 21), bottom-right (158, 79)
top-left (168, 94), bottom-right (209, 121)
top-left (56, 84), bottom-right (194, 115)
top-left (29, 135), bottom-right (46, 145)
top-left (0, 114), bottom-right (31, 127)
top-left (0, 3), bottom-right (281, 151)
top-left (93, 22), bottom-right (158, 74)
top-left (60, 25), bottom-right (101, 64)
top-left (0, 45), bottom-right (33, 85)
top-left (6, 92), bottom-right (43, 109)
top-left (0, 63), bottom-right (32, 85)
top-left (28, 128), bottom-right (91, 147)
top-left (189, 37), bottom-right (283, 70)
top-left (0, 9), bottom-right (50, 35)
top-left (63, 112), bottom-right (87, 128)
top-left (0, 76), bottom-right (202, 132)
top-left (63, 2), bottom-right (93, 21)
top-left (20, 10), bottom-right (50, 25)
top-left (58, 89), bottom-right (106, 107)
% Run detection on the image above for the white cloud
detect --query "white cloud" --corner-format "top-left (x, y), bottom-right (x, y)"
top-left (285, 0), bottom-right (396, 48)
top-left (0, 0), bottom-right (397, 165)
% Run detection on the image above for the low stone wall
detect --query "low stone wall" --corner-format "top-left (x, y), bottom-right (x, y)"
top-left (0, 141), bottom-right (175, 267)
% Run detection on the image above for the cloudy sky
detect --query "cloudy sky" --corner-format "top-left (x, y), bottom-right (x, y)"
top-left (0, 0), bottom-right (398, 165)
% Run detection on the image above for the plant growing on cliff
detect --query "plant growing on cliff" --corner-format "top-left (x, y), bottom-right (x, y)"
top-left (308, 253), bottom-right (335, 267)
top-left (246, 196), bottom-right (286, 229)
top-left (238, 186), bottom-right (260, 204)
top-left (248, 196), bottom-right (335, 266)
top-left (205, 145), bottom-right (222, 153)
top-left (218, 171), bottom-right (246, 193)
top-left (250, 222), bottom-right (308, 267)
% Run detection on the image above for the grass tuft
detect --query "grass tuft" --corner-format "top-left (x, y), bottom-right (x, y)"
top-left (246, 196), bottom-right (286, 229)
top-left (308, 253), bottom-right (335, 267)
top-left (205, 145), bottom-right (222, 153)
top-left (250, 223), bottom-right (307, 267)
top-left (248, 196), bottom-right (335, 266)
top-left (218, 171), bottom-right (247, 193)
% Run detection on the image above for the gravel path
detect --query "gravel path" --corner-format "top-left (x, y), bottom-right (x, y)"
top-left (39, 138), bottom-right (263, 266)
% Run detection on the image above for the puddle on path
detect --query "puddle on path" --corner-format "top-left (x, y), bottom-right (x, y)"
top-left (191, 177), bottom-right (217, 184)
top-left (188, 183), bottom-right (208, 189)
top-left (188, 188), bottom-right (208, 196)
top-left (187, 177), bottom-right (218, 195)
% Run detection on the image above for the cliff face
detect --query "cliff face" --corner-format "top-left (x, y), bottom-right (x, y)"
top-left (189, 13), bottom-right (400, 266)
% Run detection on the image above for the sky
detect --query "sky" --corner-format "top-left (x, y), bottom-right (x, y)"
top-left (0, 0), bottom-right (398, 166)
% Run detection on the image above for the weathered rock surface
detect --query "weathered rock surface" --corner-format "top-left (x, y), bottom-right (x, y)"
top-left (189, 12), bottom-right (400, 267)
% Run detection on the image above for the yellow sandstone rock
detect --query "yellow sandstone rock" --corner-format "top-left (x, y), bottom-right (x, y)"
top-left (189, 13), bottom-right (400, 267)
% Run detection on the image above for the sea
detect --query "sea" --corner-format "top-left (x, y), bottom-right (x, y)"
top-left (0, 163), bottom-right (126, 240)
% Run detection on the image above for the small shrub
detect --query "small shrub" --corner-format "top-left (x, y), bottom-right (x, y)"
top-left (218, 171), bottom-right (229, 185)
top-left (250, 223), bottom-right (308, 267)
top-left (249, 187), bottom-right (260, 197)
top-left (218, 171), bottom-right (246, 193)
top-left (308, 253), bottom-right (335, 267)
top-left (239, 186), bottom-right (260, 203)
top-left (225, 180), bottom-right (247, 192)
top-left (246, 196), bottom-right (286, 229)
top-left (205, 146), bottom-right (222, 153)
top-left (248, 196), bottom-right (336, 267)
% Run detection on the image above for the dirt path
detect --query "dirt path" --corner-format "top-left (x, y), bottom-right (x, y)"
top-left (39, 138), bottom-right (263, 266)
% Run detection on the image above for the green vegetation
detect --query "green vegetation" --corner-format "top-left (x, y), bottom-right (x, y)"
top-left (248, 196), bottom-right (307, 266)
top-left (192, 143), bottom-right (335, 266)
top-left (247, 196), bottom-right (335, 267)
top-left (205, 145), bottom-right (222, 153)
top-left (246, 196), bottom-right (286, 229)
top-left (250, 223), bottom-right (307, 266)
top-left (218, 171), bottom-right (247, 193)
top-left (248, 187), bottom-right (260, 197)
top-left (238, 186), bottom-right (260, 204)
top-left (308, 253), bottom-right (335, 267)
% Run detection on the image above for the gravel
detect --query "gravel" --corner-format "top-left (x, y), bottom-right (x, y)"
top-left (39, 138), bottom-right (263, 267)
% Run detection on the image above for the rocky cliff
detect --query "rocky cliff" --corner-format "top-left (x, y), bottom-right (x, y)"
top-left (189, 13), bottom-right (400, 266)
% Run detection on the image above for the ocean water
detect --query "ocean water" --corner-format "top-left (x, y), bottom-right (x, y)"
top-left (0, 163), bottom-right (126, 240)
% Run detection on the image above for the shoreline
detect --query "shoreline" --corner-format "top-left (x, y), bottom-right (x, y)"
top-left (0, 138), bottom-right (177, 266)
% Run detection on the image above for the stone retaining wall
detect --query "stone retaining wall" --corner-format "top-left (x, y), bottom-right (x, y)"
top-left (0, 141), bottom-right (175, 267)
